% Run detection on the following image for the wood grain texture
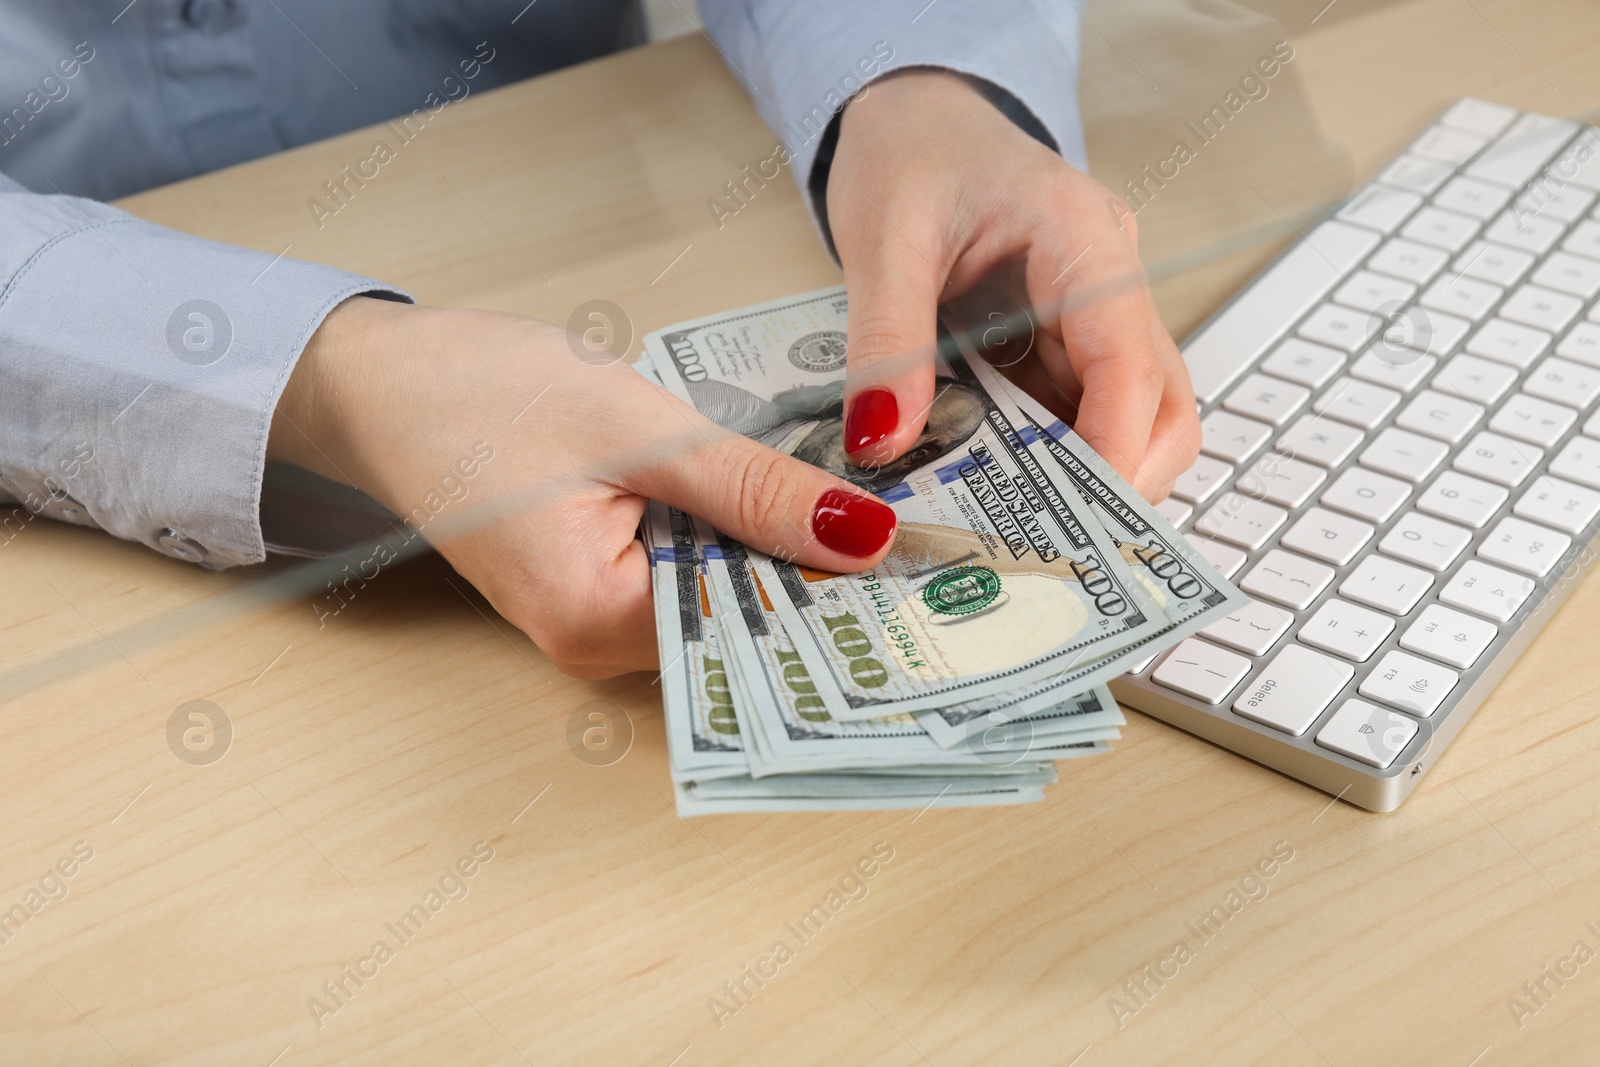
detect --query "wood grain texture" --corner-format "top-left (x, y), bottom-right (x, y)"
top-left (4, 4), bottom-right (1600, 1063)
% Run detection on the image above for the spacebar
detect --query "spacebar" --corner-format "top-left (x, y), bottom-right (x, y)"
top-left (1183, 220), bottom-right (1381, 404)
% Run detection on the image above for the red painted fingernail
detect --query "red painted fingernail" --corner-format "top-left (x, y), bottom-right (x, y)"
top-left (812, 488), bottom-right (897, 558)
top-left (844, 388), bottom-right (898, 454)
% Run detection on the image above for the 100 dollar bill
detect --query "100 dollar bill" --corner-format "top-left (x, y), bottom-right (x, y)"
top-left (643, 288), bottom-right (1164, 719)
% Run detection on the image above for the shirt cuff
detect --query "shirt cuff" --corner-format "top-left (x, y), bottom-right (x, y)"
top-left (0, 210), bottom-right (410, 569)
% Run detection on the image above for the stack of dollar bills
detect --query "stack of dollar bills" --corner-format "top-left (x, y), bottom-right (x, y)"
top-left (635, 287), bottom-right (1245, 816)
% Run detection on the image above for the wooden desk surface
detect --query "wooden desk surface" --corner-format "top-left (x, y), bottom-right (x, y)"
top-left (6, 2), bottom-right (1600, 1063)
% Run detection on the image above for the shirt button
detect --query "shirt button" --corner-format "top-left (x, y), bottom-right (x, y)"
top-left (158, 529), bottom-right (208, 562)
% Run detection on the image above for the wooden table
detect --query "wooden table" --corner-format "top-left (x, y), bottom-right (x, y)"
top-left (6, 2), bottom-right (1600, 1062)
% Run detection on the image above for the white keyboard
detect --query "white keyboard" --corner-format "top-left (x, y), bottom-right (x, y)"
top-left (1112, 99), bottom-right (1600, 812)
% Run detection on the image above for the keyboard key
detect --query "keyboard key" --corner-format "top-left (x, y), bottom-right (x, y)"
top-left (1379, 154), bottom-right (1455, 195)
top-left (1466, 317), bottom-right (1551, 369)
top-left (1431, 176), bottom-right (1512, 220)
top-left (1235, 452), bottom-right (1326, 508)
top-left (1420, 274), bottom-right (1503, 320)
top-left (1401, 206), bottom-right (1480, 252)
top-left (1275, 414), bottom-right (1364, 467)
top-left (1417, 470), bottom-right (1508, 528)
top-left (1466, 113), bottom-right (1578, 187)
top-left (1454, 241), bottom-right (1536, 287)
top-left (1314, 377), bottom-right (1402, 429)
top-left (1232, 645), bottom-right (1355, 735)
top-left (1399, 604), bottom-right (1498, 669)
top-left (1279, 506), bottom-right (1375, 566)
top-left (1200, 409), bottom-right (1272, 463)
top-left (1321, 466), bottom-right (1411, 522)
top-left (1127, 651), bottom-right (1160, 675)
top-left (1349, 348), bottom-right (1436, 393)
top-left (1516, 183), bottom-right (1594, 224)
top-left (1485, 209), bottom-right (1565, 255)
top-left (1194, 492), bottom-right (1288, 550)
top-left (1298, 304), bottom-right (1379, 353)
top-left (1478, 515), bottom-right (1571, 577)
top-left (1183, 221), bottom-right (1380, 404)
top-left (1549, 435), bottom-right (1600, 490)
top-left (1556, 322), bottom-right (1600, 368)
top-left (1332, 270), bottom-right (1418, 314)
top-left (1439, 560), bottom-right (1536, 623)
top-left (1223, 373), bottom-right (1310, 425)
top-left (1452, 431), bottom-right (1543, 486)
top-left (1339, 554), bottom-right (1434, 614)
top-left (1440, 99), bottom-right (1517, 138)
top-left (1260, 338), bottom-right (1346, 388)
top-left (1200, 599), bottom-right (1294, 656)
top-left (1395, 389), bottom-right (1484, 443)
top-left (1558, 128), bottom-right (1600, 190)
top-left (1368, 238), bottom-right (1449, 285)
top-left (1359, 649), bottom-right (1460, 716)
top-left (1379, 512), bottom-right (1472, 571)
top-left (1337, 185), bottom-right (1423, 232)
top-left (1412, 125), bottom-right (1487, 165)
top-left (1501, 285), bottom-right (1583, 333)
top-left (1359, 426), bottom-right (1449, 482)
top-left (1240, 549), bottom-right (1336, 610)
top-left (1317, 699), bottom-right (1419, 768)
top-left (1514, 474), bottom-right (1600, 534)
top-left (1395, 305), bottom-right (1470, 359)
top-left (1532, 251), bottom-right (1600, 300)
top-left (1154, 496), bottom-right (1192, 526)
top-left (1562, 219), bottom-right (1600, 262)
top-left (1524, 356), bottom-right (1600, 409)
top-left (1152, 639), bottom-right (1253, 705)
top-left (1171, 455), bottom-right (1232, 504)
top-left (1298, 599), bottom-right (1395, 661)
top-left (1490, 392), bottom-right (1576, 447)
top-left (1429, 353), bottom-right (1518, 405)
top-left (1184, 533), bottom-right (1248, 579)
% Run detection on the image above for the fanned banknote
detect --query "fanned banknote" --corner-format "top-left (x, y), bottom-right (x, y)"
top-left (645, 501), bottom-right (1066, 815)
top-left (635, 285), bottom-right (1248, 814)
top-left (696, 517), bottom-right (1121, 774)
top-left (643, 288), bottom-right (1165, 719)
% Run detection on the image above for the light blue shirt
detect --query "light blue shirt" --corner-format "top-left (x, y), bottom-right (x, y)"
top-left (0, 0), bottom-right (1084, 567)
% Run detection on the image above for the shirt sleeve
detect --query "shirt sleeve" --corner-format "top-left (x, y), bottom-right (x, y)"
top-left (0, 172), bottom-right (410, 569)
top-left (699, 0), bottom-right (1086, 244)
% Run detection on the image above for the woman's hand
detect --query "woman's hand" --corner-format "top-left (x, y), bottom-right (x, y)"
top-left (827, 69), bottom-right (1200, 501)
top-left (268, 297), bottom-right (898, 678)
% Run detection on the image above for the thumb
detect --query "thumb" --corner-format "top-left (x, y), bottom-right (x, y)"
top-left (628, 424), bottom-right (898, 571)
top-left (840, 225), bottom-right (945, 468)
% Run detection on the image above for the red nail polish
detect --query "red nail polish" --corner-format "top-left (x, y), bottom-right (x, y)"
top-left (812, 488), bottom-right (897, 558)
top-left (845, 388), bottom-right (898, 454)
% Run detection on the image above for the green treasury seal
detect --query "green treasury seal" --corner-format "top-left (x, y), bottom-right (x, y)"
top-left (922, 565), bottom-right (1002, 616)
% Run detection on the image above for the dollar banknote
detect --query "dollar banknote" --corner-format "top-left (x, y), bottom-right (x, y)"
top-left (647, 501), bottom-right (748, 784)
top-left (696, 516), bottom-right (1120, 773)
top-left (643, 288), bottom-right (1166, 719)
top-left (960, 351), bottom-right (1248, 637)
top-left (646, 501), bottom-right (1075, 815)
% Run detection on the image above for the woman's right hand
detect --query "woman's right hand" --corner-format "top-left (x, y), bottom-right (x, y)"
top-left (268, 296), bottom-right (898, 678)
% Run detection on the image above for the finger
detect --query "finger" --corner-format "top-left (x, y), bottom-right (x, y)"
top-left (625, 420), bottom-right (898, 572)
top-left (838, 204), bottom-right (948, 467)
top-left (1137, 350), bottom-right (1202, 499)
top-left (1030, 244), bottom-right (1167, 496)
top-left (456, 495), bottom-right (659, 679)
top-left (1007, 331), bottom-right (1083, 421)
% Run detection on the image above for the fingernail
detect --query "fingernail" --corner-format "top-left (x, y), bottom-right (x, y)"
top-left (812, 488), bottom-right (897, 558)
top-left (844, 388), bottom-right (898, 454)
